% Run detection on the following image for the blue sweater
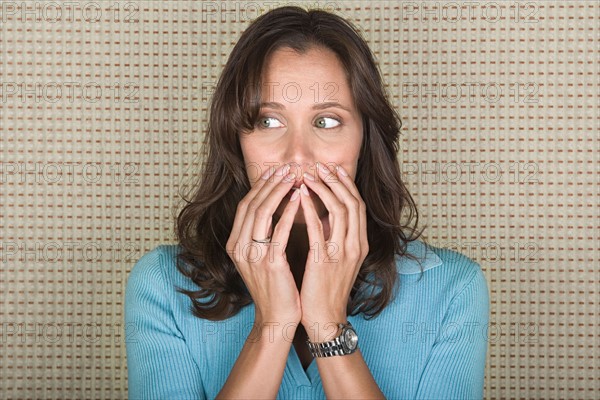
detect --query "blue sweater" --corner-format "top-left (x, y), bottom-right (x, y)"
top-left (125, 240), bottom-right (489, 399)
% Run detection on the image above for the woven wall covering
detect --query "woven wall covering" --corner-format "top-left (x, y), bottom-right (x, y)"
top-left (1, 1), bottom-right (597, 398)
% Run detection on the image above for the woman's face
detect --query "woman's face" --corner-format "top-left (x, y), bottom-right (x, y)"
top-left (239, 46), bottom-right (364, 223)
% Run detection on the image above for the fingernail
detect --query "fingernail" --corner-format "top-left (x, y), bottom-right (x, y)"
top-left (303, 172), bottom-right (315, 181)
top-left (290, 188), bottom-right (300, 201)
top-left (275, 164), bottom-right (290, 176)
top-left (318, 162), bottom-right (329, 174)
top-left (337, 165), bottom-right (348, 176)
top-left (301, 183), bottom-right (309, 196)
top-left (282, 173), bottom-right (296, 183)
top-left (261, 166), bottom-right (275, 180)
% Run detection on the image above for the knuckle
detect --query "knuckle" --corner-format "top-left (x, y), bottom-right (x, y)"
top-left (359, 199), bottom-right (366, 211)
top-left (331, 201), bottom-right (346, 216)
top-left (254, 205), bottom-right (270, 219)
top-left (226, 237), bottom-right (237, 251)
top-left (238, 197), bottom-right (250, 210)
top-left (247, 199), bottom-right (260, 213)
top-left (362, 244), bottom-right (369, 258)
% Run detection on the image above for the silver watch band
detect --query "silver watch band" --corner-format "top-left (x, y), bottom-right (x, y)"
top-left (306, 322), bottom-right (357, 357)
top-left (306, 336), bottom-right (346, 357)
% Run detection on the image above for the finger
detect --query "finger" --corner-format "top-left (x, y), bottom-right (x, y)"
top-left (268, 188), bottom-right (301, 260)
top-left (302, 168), bottom-right (347, 245)
top-left (318, 162), bottom-right (362, 248)
top-left (237, 163), bottom-right (291, 250)
top-left (328, 161), bottom-right (362, 199)
top-left (332, 163), bottom-right (369, 263)
top-left (315, 162), bottom-right (361, 206)
top-left (229, 164), bottom-right (276, 242)
top-left (250, 170), bottom-right (298, 244)
top-left (359, 196), bottom-right (369, 260)
top-left (299, 183), bottom-right (325, 249)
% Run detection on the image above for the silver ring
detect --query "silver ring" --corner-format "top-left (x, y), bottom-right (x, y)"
top-left (251, 236), bottom-right (272, 244)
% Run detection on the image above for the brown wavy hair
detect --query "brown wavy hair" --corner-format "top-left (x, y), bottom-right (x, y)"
top-left (174, 6), bottom-right (429, 321)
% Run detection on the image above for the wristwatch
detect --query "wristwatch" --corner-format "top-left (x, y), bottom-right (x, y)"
top-left (306, 321), bottom-right (359, 357)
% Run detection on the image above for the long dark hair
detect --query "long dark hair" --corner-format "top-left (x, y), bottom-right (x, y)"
top-left (174, 6), bottom-right (429, 321)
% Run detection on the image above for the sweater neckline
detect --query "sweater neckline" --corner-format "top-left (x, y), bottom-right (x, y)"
top-left (396, 240), bottom-right (443, 275)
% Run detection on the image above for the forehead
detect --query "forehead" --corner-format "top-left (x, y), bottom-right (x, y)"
top-left (260, 46), bottom-right (352, 103)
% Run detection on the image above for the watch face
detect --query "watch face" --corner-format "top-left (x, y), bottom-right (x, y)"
top-left (343, 328), bottom-right (358, 351)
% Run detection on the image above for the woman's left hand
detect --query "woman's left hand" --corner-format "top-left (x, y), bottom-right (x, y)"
top-left (298, 161), bottom-right (369, 343)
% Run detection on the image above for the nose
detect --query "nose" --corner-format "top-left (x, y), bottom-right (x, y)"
top-left (283, 126), bottom-right (314, 188)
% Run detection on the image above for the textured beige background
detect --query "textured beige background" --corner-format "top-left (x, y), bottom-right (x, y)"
top-left (1, 1), bottom-right (598, 399)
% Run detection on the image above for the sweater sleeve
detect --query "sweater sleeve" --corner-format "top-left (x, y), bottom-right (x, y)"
top-left (414, 265), bottom-right (490, 400)
top-left (124, 246), bottom-right (206, 400)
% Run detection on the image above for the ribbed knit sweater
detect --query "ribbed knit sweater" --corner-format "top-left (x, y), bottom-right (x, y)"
top-left (125, 239), bottom-right (489, 399)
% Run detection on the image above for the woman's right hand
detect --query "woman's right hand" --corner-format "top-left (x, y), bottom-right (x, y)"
top-left (226, 163), bottom-right (302, 327)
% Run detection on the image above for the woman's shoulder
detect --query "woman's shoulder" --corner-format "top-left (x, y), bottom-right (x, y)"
top-left (124, 244), bottom-right (204, 325)
top-left (126, 244), bottom-right (190, 295)
top-left (396, 239), bottom-right (488, 301)
top-left (128, 244), bottom-right (180, 277)
top-left (399, 238), bottom-right (482, 272)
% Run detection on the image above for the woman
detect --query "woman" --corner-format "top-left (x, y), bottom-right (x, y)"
top-left (125, 6), bottom-right (489, 399)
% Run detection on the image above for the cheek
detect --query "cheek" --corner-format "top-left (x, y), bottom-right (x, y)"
top-left (323, 145), bottom-right (361, 177)
top-left (245, 163), bottom-right (265, 185)
top-left (239, 142), bottom-right (266, 184)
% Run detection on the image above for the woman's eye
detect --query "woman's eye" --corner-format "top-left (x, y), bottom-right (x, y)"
top-left (257, 116), bottom-right (284, 129)
top-left (315, 116), bottom-right (341, 129)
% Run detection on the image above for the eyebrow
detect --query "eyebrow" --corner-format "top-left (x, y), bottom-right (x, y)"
top-left (259, 101), bottom-right (352, 113)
